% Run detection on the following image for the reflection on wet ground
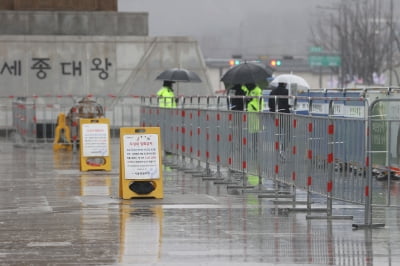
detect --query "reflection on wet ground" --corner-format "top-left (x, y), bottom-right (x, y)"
top-left (0, 143), bottom-right (400, 265)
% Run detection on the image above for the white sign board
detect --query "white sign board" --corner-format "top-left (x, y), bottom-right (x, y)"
top-left (81, 123), bottom-right (110, 157)
top-left (123, 134), bottom-right (160, 180)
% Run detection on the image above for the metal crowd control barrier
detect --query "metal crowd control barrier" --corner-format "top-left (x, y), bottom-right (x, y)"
top-left (140, 94), bottom-right (400, 228)
top-left (0, 95), bottom-right (142, 146)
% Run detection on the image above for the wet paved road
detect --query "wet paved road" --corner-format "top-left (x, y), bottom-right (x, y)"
top-left (0, 143), bottom-right (400, 265)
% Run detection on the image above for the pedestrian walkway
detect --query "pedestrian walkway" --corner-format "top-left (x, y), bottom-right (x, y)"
top-left (0, 142), bottom-right (399, 265)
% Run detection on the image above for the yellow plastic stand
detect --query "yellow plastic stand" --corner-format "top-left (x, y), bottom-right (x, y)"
top-left (79, 118), bottom-right (112, 172)
top-left (119, 127), bottom-right (163, 199)
top-left (53, 113), bottom-right (72, 151)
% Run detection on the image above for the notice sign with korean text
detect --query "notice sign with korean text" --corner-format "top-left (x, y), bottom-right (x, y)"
top-left (123, 134), bottom-right (160, 180)
top-left (82, 123), bottom-right (110, 157)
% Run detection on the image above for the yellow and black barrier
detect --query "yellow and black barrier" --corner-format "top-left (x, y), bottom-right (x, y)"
top-left (119, 127), bottom-right (163, 199)
top-left (79, 118), bottom-right (112, 172)
top-left (53, 113), bottom-right (72, 151)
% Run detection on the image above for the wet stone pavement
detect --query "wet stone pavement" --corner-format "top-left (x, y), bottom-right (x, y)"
top-left (0, 143), bottom-right (400, 265)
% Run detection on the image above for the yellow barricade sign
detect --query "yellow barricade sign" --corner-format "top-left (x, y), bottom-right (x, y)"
top-left (119, 127), bottom-right (163, 199)
top-left (79, 118), bottom-right (112, 172)
top-left (53, 112), bottom-right (72, 151)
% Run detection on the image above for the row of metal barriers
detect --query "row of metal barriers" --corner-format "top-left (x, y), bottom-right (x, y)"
top-left (140, 92), bottom-right (400, 229)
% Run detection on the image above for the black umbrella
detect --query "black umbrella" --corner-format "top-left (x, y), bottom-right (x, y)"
top-left (220, 62), bottom-right (272, 85)
top-left (156, 68), bottom-right (202, 83)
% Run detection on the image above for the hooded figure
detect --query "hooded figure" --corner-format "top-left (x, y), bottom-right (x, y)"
top-left (268, 82), bottom-right (290, 113)
top-left (157, 80), bottom-right (176, 108)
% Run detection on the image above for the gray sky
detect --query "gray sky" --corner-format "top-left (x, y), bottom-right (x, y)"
top-left (118, 0), bottom-right (334, 59)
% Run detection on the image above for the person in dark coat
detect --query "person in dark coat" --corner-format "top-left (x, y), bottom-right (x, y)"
top-left (268, 82), bottom-right (290, 113)
top-left (268, 82), bottom-right (290, 158)
top-left (227, 84), bottom-right (246, 111)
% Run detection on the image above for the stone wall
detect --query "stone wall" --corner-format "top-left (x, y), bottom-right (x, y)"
top-left (0, 35), bottom-right (213, 97)
top-left (0, 11), bottom-right (148, 36)
top-left (0, 0), bottom-right (117, 11)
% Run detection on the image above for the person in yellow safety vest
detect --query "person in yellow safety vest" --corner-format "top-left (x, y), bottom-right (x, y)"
top-left (241, 83), bottom-right (264, 132)
top-left (157, 80), bottom-right (177, 108)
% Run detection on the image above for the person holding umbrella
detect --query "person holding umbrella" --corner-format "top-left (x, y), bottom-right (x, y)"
top-left (157, 80), bottom-right (176, 108)
top-left (227, 84), bottom-right (246, 111)
top-left (268, 82), bottom-right (290, 113)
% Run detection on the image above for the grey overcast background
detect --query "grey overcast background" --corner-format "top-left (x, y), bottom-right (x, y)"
top-left (118, 0), bottom-right (332, 59)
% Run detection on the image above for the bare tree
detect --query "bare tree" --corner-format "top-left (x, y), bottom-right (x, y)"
top-left (311, 0), bottom-right (399, 86)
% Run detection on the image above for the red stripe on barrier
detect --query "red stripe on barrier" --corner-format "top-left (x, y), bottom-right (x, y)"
top-left (275, 118), bottom-right (279, 127)
top-left (190, 130), bottom-right (193, 137)
top-left (243, 137), bottom-right (247, 145)
top-left (206, 133), bottom-right (210, 141)
top-left (181, 127), bottom-right (186, 134)
top-left (327, 181), bottom-right (333, 192)
top-left (176, 126), bottom-right (179, 132)
top-left (217, 113), bottom-right (220, 120)
top-left (217, 155), bottom-right (220, 163)
top-left (292, 145), bottom-right (296, 155)
top-left (228, 157), bottom-right (232, 165)
top-left (292, 172), bottom-right (296, 181)
top-left (228, 114), bottom-right (233, 121)
top-left (243, 161), bottom-right (247, 169)
top-left (243, 114), bottom-right (247, 122)
top-left (190, 147), bottom-right (193, 153)
top-left (327, 153), bottom-right (333, 163)
top-left (328, 124), bottom-right (334, 135)
top-left (198, 110), bottom-right (201, 117)
top-left (365, 156), bottom-right (369, 167)
top-left (190, 112), bottom-right (193, 119)
top-left (228, 134), bottom-right (232, 142)
top-left (197, 128), bottom-right (201, 135)
top-left (275, 141), bottom-right (279, 151)
top-left (197, 150), bottom-right (201, 157)
top-left (176, 144), bottom-right (179, 150)
top-left (206, 151), bottom-right (209, 158)
top-left (217, 134), bottom-right (220, 142)
top-left (293, 119), bottom-right (297, 128)
top-left (182, 146), bottom-right (186, 152)
top-left (307, 176), bottom-right (312, 186)
top-left (308, 123), bottom-right (313, 132)
top-left (206, 114), bottom-right (209, 121)
top-left (275, 165), bottom-right (279, 174)
top-left (365, 186), bottom-right (369, 197)
top-left (181, 110), bottom-right (185, 117)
